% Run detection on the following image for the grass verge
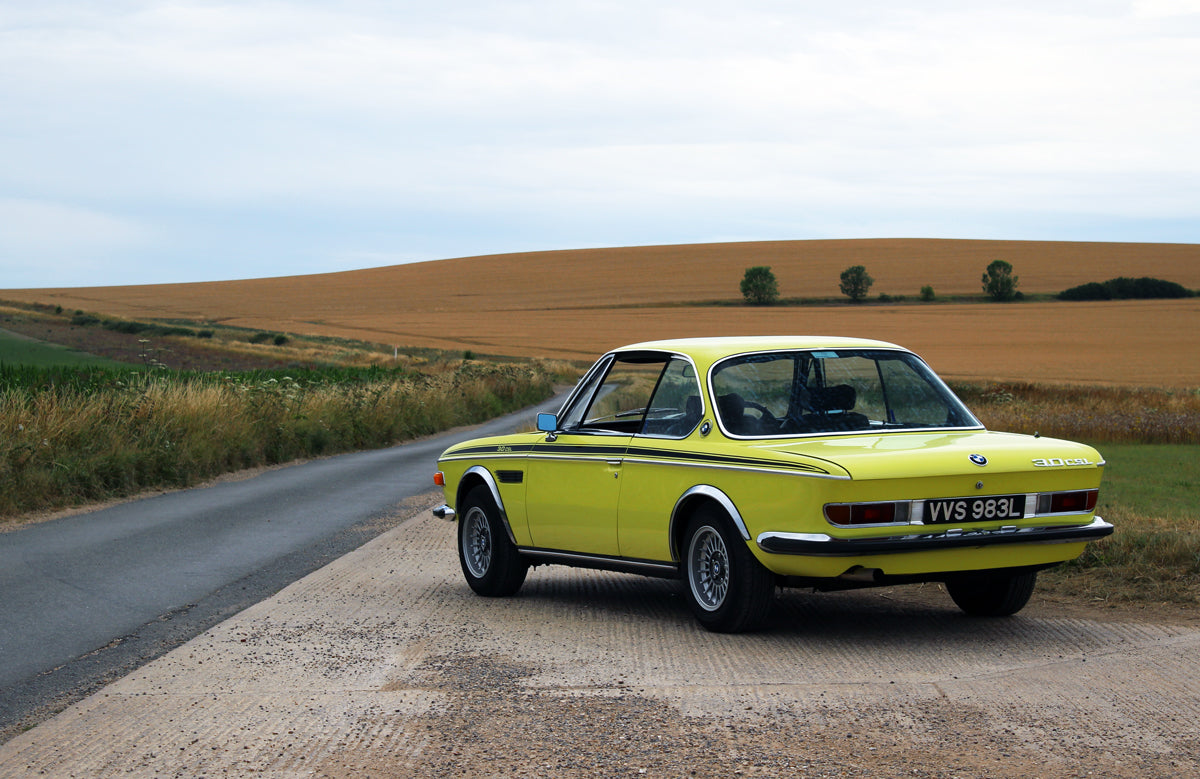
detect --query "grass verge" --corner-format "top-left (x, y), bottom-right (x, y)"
top-left (0, 361), bottom-right (555, 521)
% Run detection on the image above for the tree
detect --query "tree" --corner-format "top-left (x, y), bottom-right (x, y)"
top-left (839, 265), bottom-right (874, 302)
top-left (982, 260), bottom-right (1019, 301)
top-left (740, 266), bottom-right (779, 305)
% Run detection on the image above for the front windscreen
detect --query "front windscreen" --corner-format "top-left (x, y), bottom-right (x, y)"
top-left (709, 349), bottom-right (980, 437)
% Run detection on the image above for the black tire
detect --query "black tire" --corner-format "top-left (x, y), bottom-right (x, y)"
top-left (682, 506), bottom-right (775, 633)
top-left (946, 570), bottom-right (1038, 616)
top-left (458, 484), bottom-right (527, 597)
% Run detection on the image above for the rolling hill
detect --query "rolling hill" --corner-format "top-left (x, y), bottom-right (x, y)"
top-left (4, 239), bottom-right (1198, 386)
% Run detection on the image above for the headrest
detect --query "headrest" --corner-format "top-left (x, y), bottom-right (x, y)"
top-left (811, 384), bottom-right (856, 413)
top-left (717, 393), bottom-right (746, 421)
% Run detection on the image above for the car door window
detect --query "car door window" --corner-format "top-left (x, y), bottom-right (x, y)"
top-left (562, 354), bottom-right (670, 435)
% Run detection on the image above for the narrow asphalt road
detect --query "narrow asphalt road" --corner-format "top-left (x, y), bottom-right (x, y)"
top-left (0, 393), bottom-right (564, 740)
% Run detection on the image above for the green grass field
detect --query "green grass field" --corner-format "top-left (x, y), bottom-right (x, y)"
top-left (1095, 443), bottom-right (1198, 519)
top-left (0, 328), bottom-right (126, 368)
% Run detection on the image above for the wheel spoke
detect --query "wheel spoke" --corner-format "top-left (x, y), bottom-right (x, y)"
top-left (463, 507), bottom-right (492, 578)
top-left (690, 527), bottom-right (729, 610)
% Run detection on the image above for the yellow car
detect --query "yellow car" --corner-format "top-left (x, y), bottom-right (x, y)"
top-left (434, 337), bottom-right (1111, 632)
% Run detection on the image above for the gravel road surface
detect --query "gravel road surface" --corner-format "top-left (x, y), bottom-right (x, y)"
top-left (1, 496), bottom-right (1196, 778)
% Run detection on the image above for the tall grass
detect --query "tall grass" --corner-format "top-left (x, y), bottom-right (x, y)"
top-left (0, 362), bottom-right (553, 520)
top-left (1047, 505), bottom-right (1200, 604)
top-left (953, 381), bottom-right (1200, 444)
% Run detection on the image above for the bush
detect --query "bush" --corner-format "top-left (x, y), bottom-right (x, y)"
top-left (1059, 277), bottom-right (1193, 301)
top-left (740, 266), bottom-right (779, 305)
top-left (839, 265), bottom-right (874, 302)
top-left (273, 334), bottom-right (289, 346)
top-left (1059, 282), bottom-right (1112, 301)
top-left (104, 319), bottom-right (153, 335)
top-left (250, 332), bottom-right (274, 344)
top-left (920, 285), bottom-right (935, 302)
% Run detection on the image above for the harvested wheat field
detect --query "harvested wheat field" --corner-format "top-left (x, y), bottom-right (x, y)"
top-left (4, 238), bottom-right (1198, 386)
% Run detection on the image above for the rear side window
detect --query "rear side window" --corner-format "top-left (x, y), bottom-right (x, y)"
top-left (641, 357), bottom-right (704, 438)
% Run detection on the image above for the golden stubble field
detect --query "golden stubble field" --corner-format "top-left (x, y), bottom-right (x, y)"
top-left (5, 238), bottom-right (1199, 386)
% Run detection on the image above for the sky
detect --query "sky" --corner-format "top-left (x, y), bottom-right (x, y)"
top-left (2, 0), bottom-right (1199, 289)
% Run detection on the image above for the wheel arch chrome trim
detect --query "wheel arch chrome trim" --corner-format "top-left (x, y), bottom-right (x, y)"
top-left (669, 485), bottom-right (751, 561)
top-left (458, 465), bottom-right (518, 545)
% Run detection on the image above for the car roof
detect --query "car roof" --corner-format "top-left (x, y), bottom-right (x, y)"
top-left (615, 336), bottom-right (906, 362)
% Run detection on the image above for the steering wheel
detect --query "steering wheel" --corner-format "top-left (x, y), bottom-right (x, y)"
top-left (742, 399), bottom-right (780, 430)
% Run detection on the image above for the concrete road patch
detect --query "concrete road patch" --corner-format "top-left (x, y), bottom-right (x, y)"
top-left (2, 495), bottom-right (1197, 777)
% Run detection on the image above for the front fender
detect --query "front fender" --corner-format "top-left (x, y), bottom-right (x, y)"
top-left (457, 465), bottom-right (519, 545)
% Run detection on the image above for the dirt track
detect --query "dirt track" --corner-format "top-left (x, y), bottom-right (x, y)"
top-left (2, 495), bottom-right (1197, 778)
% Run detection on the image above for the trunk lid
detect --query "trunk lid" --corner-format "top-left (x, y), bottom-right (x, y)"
top-left (753, 430), bottom-right (1102, 481)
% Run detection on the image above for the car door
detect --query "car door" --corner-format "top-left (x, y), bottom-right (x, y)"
top-left (616, 355), bottom-right (705, 561)
top-left (525, 353), bottom-right (670, 556)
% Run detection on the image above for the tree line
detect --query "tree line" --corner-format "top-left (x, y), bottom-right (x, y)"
top-left (740, 261), bottom-right (1194, 305)
top-left (739, 259), bottom-right (1021, 305)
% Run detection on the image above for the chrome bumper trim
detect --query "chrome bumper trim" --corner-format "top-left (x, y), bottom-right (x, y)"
top-left (757, 516), bottom-right (1113, 557)
top-left (433, 504), bottom-right (456, 521)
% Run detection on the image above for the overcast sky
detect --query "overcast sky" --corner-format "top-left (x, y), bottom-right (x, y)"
top-left (2, 1), bottom-right (1198, 288)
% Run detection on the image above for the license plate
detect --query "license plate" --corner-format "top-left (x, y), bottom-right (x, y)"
top-left (924, 494), bottom-right (1025, 524)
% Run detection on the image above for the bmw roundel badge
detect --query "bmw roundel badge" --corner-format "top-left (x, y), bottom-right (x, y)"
top-left (969, 454), bottom-right (988, 466)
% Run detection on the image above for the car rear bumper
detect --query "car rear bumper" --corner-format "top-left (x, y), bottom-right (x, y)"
top-left (756, 516), bottom-right (1113, 557)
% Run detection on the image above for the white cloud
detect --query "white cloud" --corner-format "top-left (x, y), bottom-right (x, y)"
top-left (0, 1), bottom-right (1198, 286)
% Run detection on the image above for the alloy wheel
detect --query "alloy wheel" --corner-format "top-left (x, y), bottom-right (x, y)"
top-left (462, 506), bottom-right (493, 578)
top-left (688, 526), bottom-right (730, 611)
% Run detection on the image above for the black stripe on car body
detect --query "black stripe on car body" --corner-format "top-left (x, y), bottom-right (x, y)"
top-left (441, 442), bottom-right (834, 476)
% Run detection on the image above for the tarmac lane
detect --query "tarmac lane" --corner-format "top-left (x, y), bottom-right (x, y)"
top-left (0, 394), bottom-right (567, 742)
top-left (0, 498), bottom-right (1197, 778)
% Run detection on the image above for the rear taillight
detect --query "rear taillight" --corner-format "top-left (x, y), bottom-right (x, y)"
top-left (1036, 489), bottom-right (1098, 515)
top-left (825, 501), bottom-right (911, 526)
